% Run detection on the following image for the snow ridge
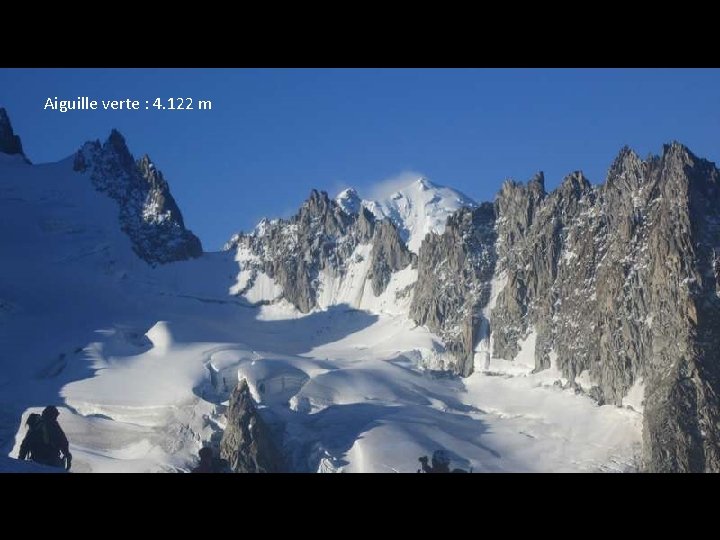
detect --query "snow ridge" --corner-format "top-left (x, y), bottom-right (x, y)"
top-left (359, 177), bottom-right (477, 253)
top-left (73, 130), bottom-right (202, 264)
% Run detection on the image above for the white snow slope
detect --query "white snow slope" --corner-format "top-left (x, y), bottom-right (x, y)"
top-left (1, 153), bottom-right (642, 473)
top-left (355, 177), bottom-right (477, 254)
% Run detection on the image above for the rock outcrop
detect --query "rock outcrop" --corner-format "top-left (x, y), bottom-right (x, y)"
top-left (0, 108), bottom-right (29, 162)
top-left (73, 130), bottom-right (202, 264)
top-left (488, 146), bottom-right (720, 472)
top-left (219, 379), bottom-right (285, 473)
top-left (226, 189), bottom-right (414, 312)
top-left (336, 188), bottom-right (362, 215)
top-left (408, 144), bottom-right (720, 472)
top-left (369, 219), bottom-right (415, 295)
top-left (410, 203), bottom-right (497, 376)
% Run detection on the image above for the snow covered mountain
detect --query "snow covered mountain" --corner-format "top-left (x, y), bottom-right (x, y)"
top-left (73, 130), bottom-right (202, 264)
top-left (222, 148), bottom-right (720, 473)
top-left (338, 177), bottom-right (477, 254)
top-left (222, 177), bottom-right (476, 318)
top-left (225, 189), bottom-right (415, 316)
top-left (5, 105), bottom-right (716, 472)
top-left (407, 150), bottom-right (720, 473)
top-left (0, 110), bottom-right (212, 471)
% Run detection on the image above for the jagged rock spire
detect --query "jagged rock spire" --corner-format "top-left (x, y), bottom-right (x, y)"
top-left (73, 129), bottom-right (202, 264)
top-left (219, 379), bottom-right (285, 473)
top-left (0, 108), bottom-right (29, 162)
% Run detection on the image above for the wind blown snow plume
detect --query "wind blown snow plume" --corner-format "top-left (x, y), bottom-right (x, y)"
top-left (367, 171), bottom-right (429, 200)
top-left (362, 173), bottom-right (477, 253)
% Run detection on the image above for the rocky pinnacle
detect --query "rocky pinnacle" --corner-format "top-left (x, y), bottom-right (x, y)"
top-left (73, 129), bottom-right (202, 264)
top-left (0, 108), bottom-right (29, 162)
top-left (219, 379), bottom-right (285, 473)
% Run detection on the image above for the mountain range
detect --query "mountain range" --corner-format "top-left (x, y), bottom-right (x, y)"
top-left (2, 107), bottom-right (717, 472)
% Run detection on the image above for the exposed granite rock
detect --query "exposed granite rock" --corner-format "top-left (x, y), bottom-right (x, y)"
top-left (410, 203), bottom-right (497, 376)
top-left (73, 130), bottom-right (202, 264)
top-left (336, 188), bottom-right (362, 215)
top-left (226, 190), bottom-right (414, 312)
top-left (486, 144), bottom-right (720, 472)
top-left (0, 108), bottom-right (29, 162)
top-left (369, 219), bottom-right (415, 295)
top-left (641, 144), bottom-right (720, 472)
top-left (219, 379), bottom-right (285, 473)
top-left (405, 143), bottom-right (720, 471)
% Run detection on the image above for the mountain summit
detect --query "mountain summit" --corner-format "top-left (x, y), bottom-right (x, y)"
top-left (0, 107), bottom-right (28, 162)
top-left (73, 129), bottom-right (202, 264)
top-left (340, 176), bottom-right (477, 254)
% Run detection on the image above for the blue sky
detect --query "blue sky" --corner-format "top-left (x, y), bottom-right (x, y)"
top-left (2, 68), bottom-right (720, 250)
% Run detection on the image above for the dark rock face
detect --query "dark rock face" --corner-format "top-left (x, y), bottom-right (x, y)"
top-left (0, 108), bottom-right (29, 161)
top-left (640, 144), bottom-right (720, 473)
top-left (410, 204), bottom-right (497, 376)
top-left (491, 169), bottom-right (600, 373)
top-left (482, 144), bottom-right (720, 472)
top-left (219, 379), bottom-right (284, 473)
top-left (336, 188), bottom-right (362, 215)
top-left (226, 190), bottom-right (414, 312)
top-left (369, 220), bottom-right (415, 295)
top-left (405, 143), bottom-right (720, 472)
top-left (73, 130), bottom-right (202, 264)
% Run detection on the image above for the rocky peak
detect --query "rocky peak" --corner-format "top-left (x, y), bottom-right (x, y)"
top-left (559, 171), bottom-right (591, 195)
top-left (610, 144), bottom-right (640, 169)
top-left (227, 182), bottom-right (413, 313)
top-left (336, 188), bottom-right (362, 215)
top-left (356, 206), bottom-right (376, 241)
top-left (137, 154), bottom-right (187, 229)
top-left (107, 129), bottom-right (135, 168)
top-left (658, 141), bottom-right (716, 191)
top-left (556, 171), bottom-right (592, 213)
top-left (487, 142), bottom-right (720, 471)
top-left (528, 171), bottom-right (546, 196)
top-left (0, 108), bottom-right (29, 162)
top-left (662, 140), bottom-right (693, 161)
top-left (296, 189), bottom-right (353, 237)
top-left (219, 379), bottom-right (285, 473)
top-left (496, 173), bottom-right (547, 242)
top-left (73, 130), bottom-right (202, 264)
top-left (303, 189), bottom-right (331, 214)
top-left (607, 145), bottom-right (644, 191)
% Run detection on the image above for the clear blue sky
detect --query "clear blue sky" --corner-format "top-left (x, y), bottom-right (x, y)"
top-left (2, 68), bottom-right (720, 250)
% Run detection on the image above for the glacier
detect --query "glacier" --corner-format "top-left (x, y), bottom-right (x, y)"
top-left (0, 116), bottom-right (643, 473)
